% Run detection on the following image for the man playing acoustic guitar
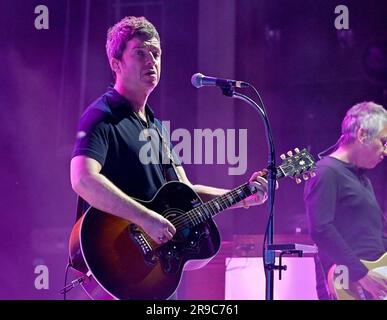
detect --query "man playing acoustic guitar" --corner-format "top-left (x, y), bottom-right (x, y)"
top-left (70, 16), bottom-right (269, 299)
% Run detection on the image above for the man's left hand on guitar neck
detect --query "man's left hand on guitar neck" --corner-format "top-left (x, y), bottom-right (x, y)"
top-left (238, 170), bottom-right (278, 209)
top-left (173, 165), bottom-right (276, 209)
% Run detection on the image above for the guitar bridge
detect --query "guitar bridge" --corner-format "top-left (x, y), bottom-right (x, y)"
top-left (129, 224), bottom-right (157, 266)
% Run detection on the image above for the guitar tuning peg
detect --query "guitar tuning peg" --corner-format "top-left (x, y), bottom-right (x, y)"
top-left (310, 172), bottom-right (316, 177)
top-left (287, 151), bottom-right (293, 157)
top-left (303, 174), bottom-right (309, 180)
top-left (294, 147), bottom-right (300, 153)
top-left (295, 177), bottom-right (302, 184)
top-left (280, 154), bottom-right (286, 160)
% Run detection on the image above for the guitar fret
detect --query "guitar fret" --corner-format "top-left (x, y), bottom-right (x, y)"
top-left (228, 192), bottom-right (238, 206)
top-left (213, 200), bottom-right (221, 211)
top-left (215, 199), bottom-right (223, 212)
top-left (206, 202), bottom-right (215, 216)
top-left (186, 209), bottom-right (196, 226)
top-left (226, 194), bottom-right (234, 206)
top-left (195, 209), bottom-right (203, 224)
top-left (203, 203), bottom-right (214, 219)
top-left (190, 205), bottom-right (210, 227)
top-left (237, 187), bottom-right (245, 198)
top-left (178, 149), bottom-right (315, 228)
top-left (187, 183), bottom-right (252, 226)
top-left (247, 183), bottom-right (257, 196)
top-left (180, 181), bottom-right (249, 227)
top-left (209, 202), bottom-right (218, 215)
top-left (237, 186), bottom-right (245, 200)
top-left (235, 187), bottom-right (245, 202)
top-left (233, 190), bottom-right (241, 204)
top-left (194, 208), bottom-right (203, 224)
top-left (221, 196), bottom-right (228, 209)
top-left (201, 206), bottom-right (209, 221)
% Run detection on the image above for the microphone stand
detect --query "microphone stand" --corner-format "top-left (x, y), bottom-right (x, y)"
top-left (220, 86), bottom-right (277, 300)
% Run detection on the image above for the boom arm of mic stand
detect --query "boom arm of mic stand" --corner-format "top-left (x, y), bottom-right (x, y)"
top-left (221, 86), bottom-right (277, 300)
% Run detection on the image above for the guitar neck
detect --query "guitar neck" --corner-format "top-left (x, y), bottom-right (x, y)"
top-left (174, 148), bottom-right (315, 231)
top-left (206, 181), bottom-right (259, 215)
top-left (192, 169), bottom-right (286, 223)
top-left (180, 181), bottom-right (264, 230)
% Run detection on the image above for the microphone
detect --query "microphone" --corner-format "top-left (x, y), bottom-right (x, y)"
top-left (191, 73), bottom-right (248, 89)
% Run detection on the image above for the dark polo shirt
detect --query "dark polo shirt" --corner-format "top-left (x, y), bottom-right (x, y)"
top-left (72, 88), bottom-right (180, 204)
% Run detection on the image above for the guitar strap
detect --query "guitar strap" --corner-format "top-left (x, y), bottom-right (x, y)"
top-left (153, 119), bottom-right (183, 183)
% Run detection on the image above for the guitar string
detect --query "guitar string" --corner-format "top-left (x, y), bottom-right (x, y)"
top-left (170, 154), bottom-right (314, 229)
top-left (171, 184), bottom-right (251, 229)
top-left (169, 189), bottom-right (232, 228)
top-left (171, 193), bottom-right (228, 229)
top-left (166, 162), bottom-right (310, 232)
top-left (145, 184), bottom-right (254, 244)
top-left (170, 165), bottom-right (308, 230)
top-left (169, 156), bottom-right (285, 228)
top-left (170, 185), bottom-right (247, 229)
top-left (170, 184), bottom-right (253, 230)
top-left (150, 155), bottom-right (313, 239)
top-left (169, 162), bottom-right (303, 230)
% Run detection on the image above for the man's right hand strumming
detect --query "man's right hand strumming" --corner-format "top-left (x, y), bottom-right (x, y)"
top-left (141, 210), bottom-right (176, 245)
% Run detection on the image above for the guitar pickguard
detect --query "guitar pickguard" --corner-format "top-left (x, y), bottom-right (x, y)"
top-left (156, 224), bottom-right (212, 274)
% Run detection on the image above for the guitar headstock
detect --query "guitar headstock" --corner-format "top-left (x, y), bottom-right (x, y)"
top-left (278, 148), bottom-right (316, 183)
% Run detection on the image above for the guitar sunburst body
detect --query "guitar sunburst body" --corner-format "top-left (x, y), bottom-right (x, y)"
top-left (70, 181), bottom-right (220, 300)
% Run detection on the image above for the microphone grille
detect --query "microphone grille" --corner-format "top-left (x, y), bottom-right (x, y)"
top-left (191, 73), bottom-right (204, 88)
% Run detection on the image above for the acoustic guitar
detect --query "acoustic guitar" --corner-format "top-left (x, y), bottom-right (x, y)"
top-left (69, 148), bottom-right (315, 300)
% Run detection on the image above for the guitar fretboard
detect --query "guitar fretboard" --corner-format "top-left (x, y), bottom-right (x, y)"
top-left (171, 148), bottom-right (315, 231)
top-left (173, 182), bottom-right (260, 230)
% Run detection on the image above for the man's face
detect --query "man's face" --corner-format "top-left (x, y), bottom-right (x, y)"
top-left (357, 125), bottom-right (387, 169)
top-left (115, 36), bottom-right (161, 93)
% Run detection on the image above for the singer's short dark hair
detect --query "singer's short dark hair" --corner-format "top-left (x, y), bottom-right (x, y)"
top-left (340, 101), bottom-right (386, 145)
top-left (106, 16), bottom-right (160, 78)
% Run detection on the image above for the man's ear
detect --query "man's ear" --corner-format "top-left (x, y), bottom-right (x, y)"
top-left (357, 128), bottom-right (368, 143)
top-left (111, 58), bottom-right (120, 74)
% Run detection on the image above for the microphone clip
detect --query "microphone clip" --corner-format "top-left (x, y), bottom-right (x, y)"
top-left (220, 86), bottom-right (234, 97)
